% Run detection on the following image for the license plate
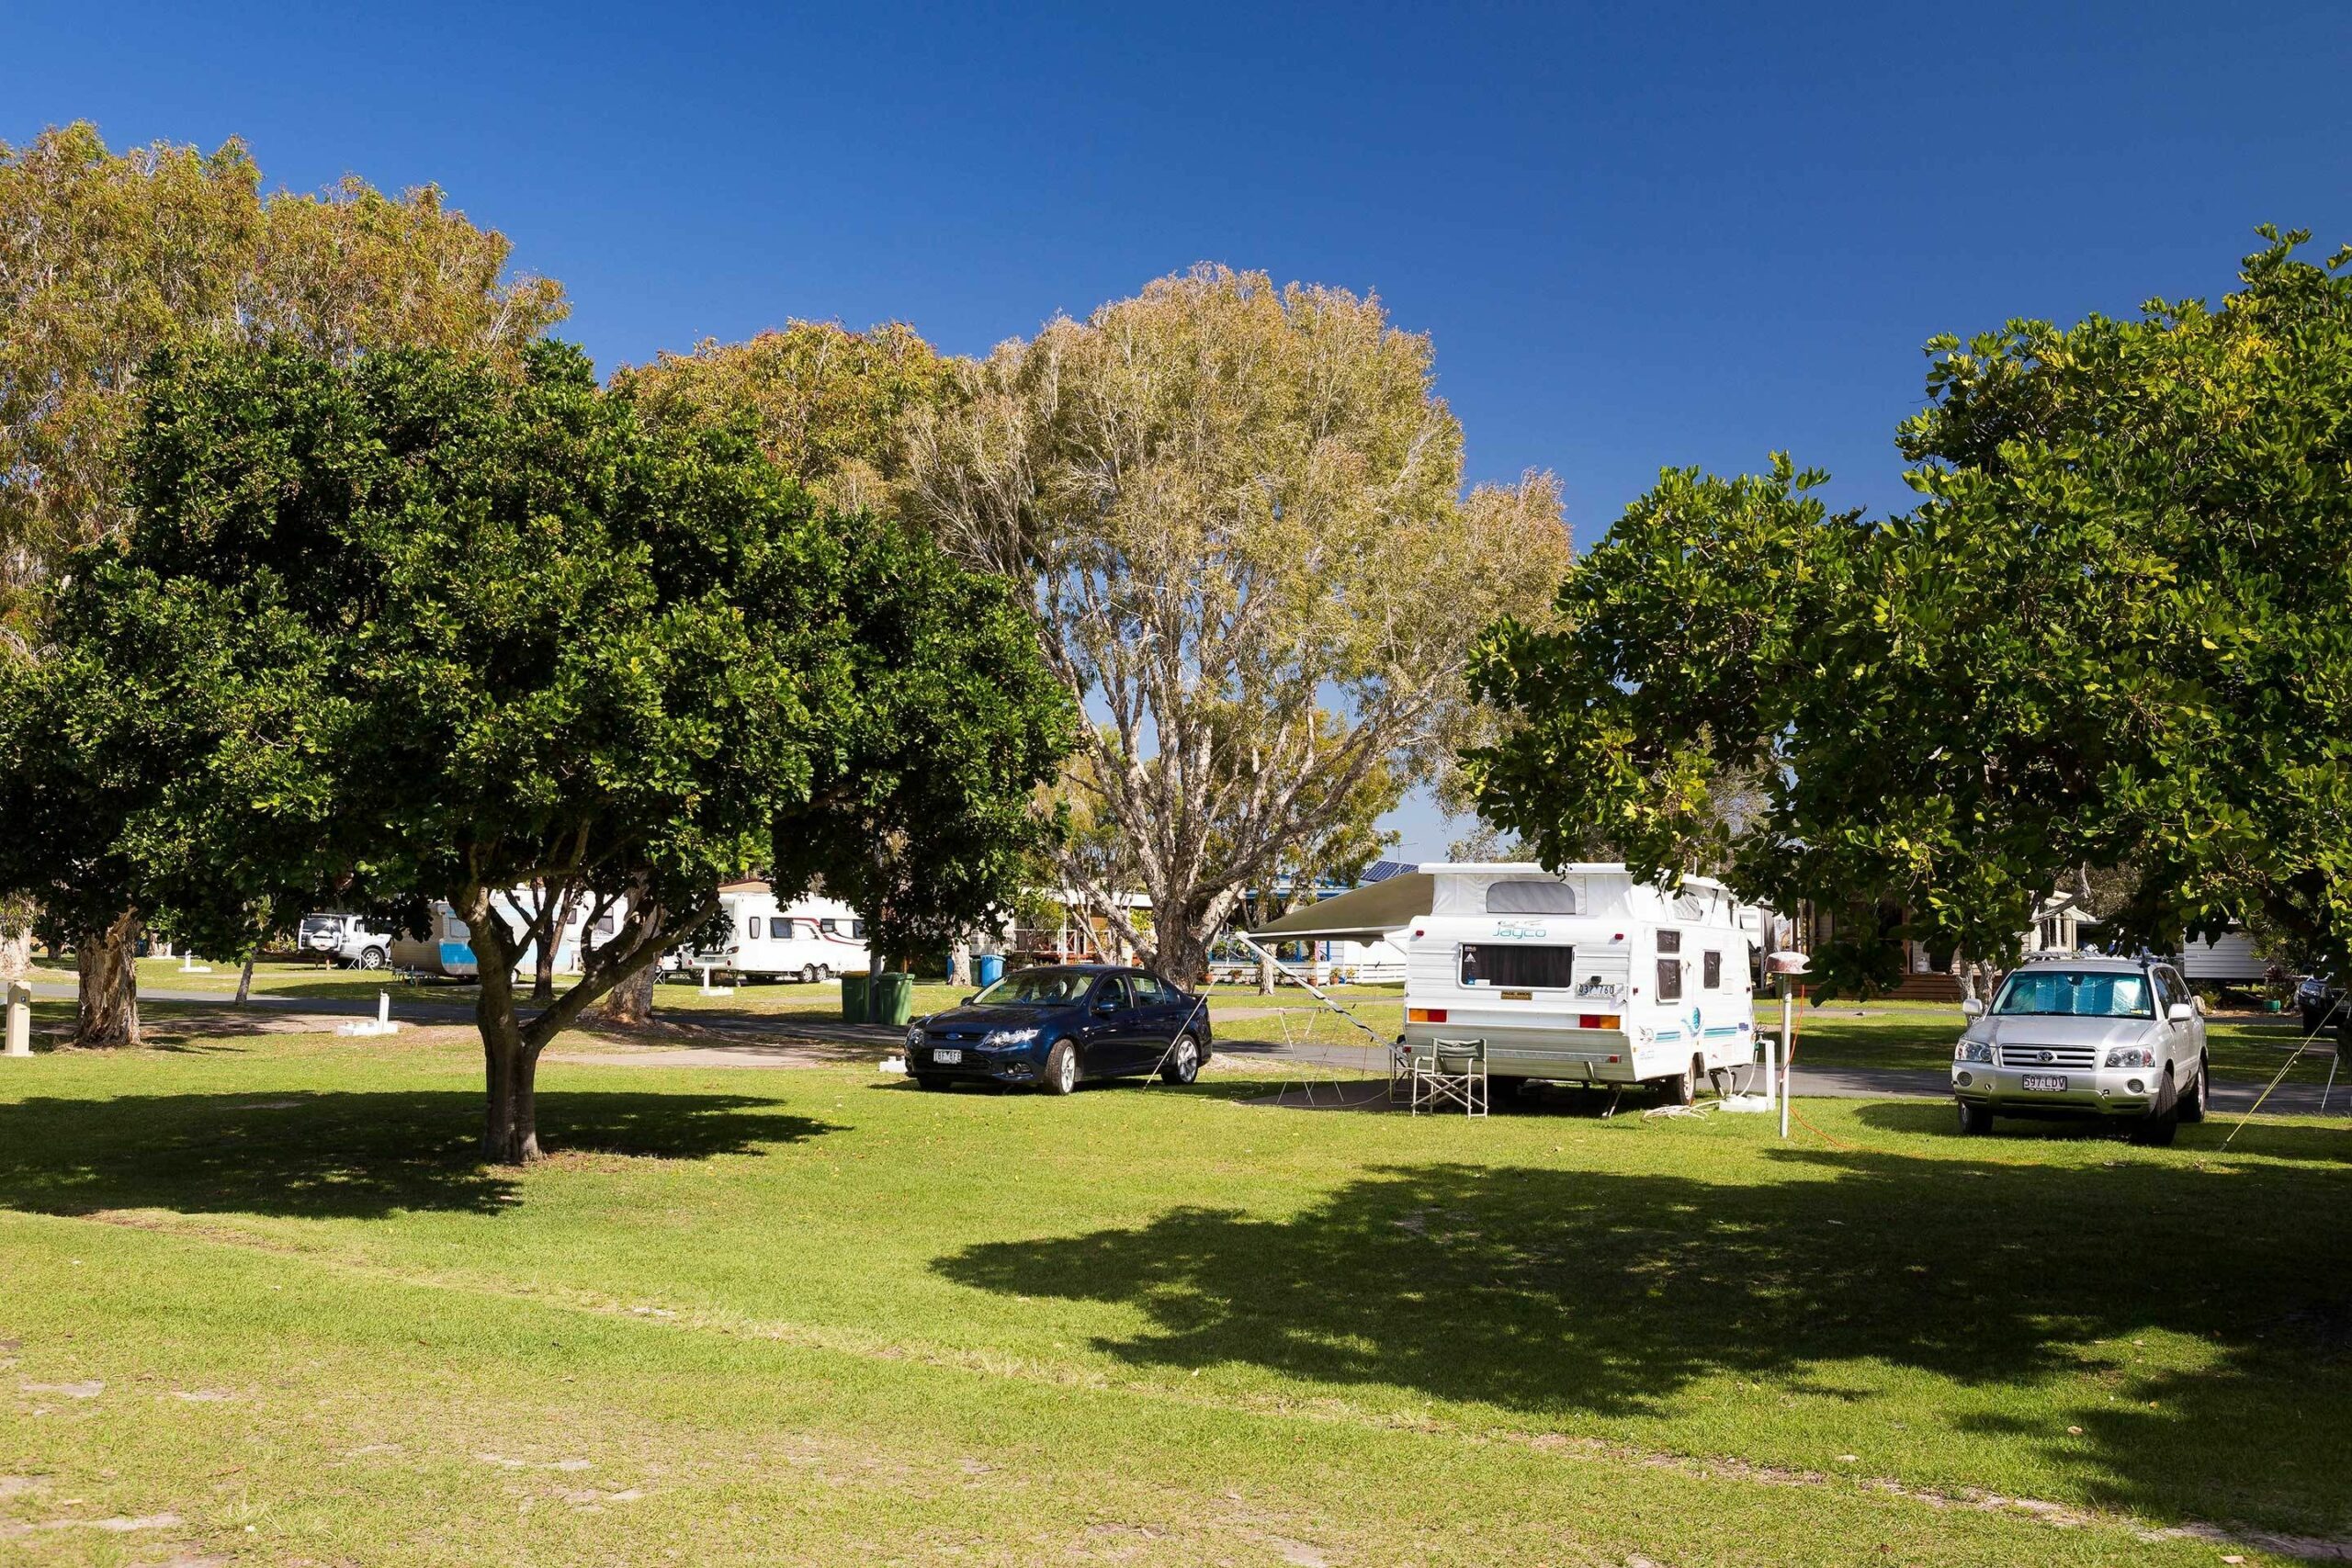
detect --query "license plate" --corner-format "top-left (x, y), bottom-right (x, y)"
top-left (932, 1048), bottom-right (962, 1065)
top-left (2019, 1073), bottom-right (2067, 1092)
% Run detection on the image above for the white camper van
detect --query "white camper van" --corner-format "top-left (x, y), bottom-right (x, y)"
top-left (1250, 862), bottom-right (1761, 1101)
top-left (704, 890), bottom-right (868, 982)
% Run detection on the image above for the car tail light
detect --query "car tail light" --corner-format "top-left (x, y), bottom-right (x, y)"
top-left (1408, 1007), bottom-right (1447, 1023)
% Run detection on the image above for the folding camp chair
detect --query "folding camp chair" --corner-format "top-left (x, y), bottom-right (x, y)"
top-left (1413, 1035), bottom-right (1488, 1117)
top-left (1388, 1035), bottom-right (1416, 1103)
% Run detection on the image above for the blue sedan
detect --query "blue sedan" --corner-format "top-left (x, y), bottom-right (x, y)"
top-left (905, 964), bottom-right (1214, 1093)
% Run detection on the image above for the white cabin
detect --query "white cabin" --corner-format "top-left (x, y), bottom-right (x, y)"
top-left (1250, 862), bottom-right (1763, 1093)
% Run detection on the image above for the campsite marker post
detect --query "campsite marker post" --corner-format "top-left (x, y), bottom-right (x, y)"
top-left (1764, 950), bottom-right (1809, 1139)
top-left (4, 979), bottom-right (29, 1057)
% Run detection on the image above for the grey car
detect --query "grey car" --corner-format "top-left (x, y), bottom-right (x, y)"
top-left (1950, 954), bottom-right (2210, 1145)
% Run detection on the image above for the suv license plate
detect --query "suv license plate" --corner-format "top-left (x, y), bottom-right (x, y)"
top-left (932, 1048), bottom-right (962, 1065)
top-left (2019, 1073), bottom-right (2067, 1092)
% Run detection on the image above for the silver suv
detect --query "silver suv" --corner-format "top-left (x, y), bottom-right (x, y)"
top-left (1951, 954), bottom-right (2209, 1145)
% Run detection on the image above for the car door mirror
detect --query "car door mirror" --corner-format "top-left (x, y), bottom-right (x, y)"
top-left (1960, 998), bottom-right (1984, 1019)
top-left (1094, 998), bottom-right (1120, 1016)
top-left (960, 996), bottom-right (975, 1006)
top-left (2167, 1001), bottom-right (2195, 1023)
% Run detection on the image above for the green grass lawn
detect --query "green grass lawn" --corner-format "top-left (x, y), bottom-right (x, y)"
top-left (3, 1027), bottom-right (2350, 1564)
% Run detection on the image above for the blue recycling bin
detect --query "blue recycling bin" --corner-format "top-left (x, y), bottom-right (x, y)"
top-left (974, 953), bottom-right (1005, 988)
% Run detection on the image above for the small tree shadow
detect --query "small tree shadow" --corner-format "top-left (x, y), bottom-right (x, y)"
top-left (0, 1090), bottom-right (833, 1220)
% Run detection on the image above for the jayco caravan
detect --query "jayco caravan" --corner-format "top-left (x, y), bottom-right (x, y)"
top-left (702, 889), bottom-right (869, 982)
top-left (1249, 863), bottom-right (1761, 1100)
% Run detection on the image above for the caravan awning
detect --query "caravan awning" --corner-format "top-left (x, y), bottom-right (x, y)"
top-left (1246, 873), bottom-right (1435, 943)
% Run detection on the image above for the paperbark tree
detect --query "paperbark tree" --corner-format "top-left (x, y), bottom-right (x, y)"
top-left (904, 265), bottom-right (1571, 979)
top-left (615, 321), bottom-right (951, 519)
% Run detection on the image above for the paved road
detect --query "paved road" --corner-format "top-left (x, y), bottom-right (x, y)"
top-left (24, 982), bottom-right (2349, 1116)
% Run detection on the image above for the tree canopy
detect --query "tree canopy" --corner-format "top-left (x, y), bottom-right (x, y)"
top-left (904, 264), bottom-right (1572, 979)
top-left (1469, 229), bottom-right (2352, 995)
top-left (613, 321), bottom-right (951, 520)
top-left (27, 338), bottom-right (852, 1155)
top-left (0, 120), bottom-right (565, 632)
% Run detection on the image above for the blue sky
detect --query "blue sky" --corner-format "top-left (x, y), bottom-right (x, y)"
top-left (7, 1), bottom-right (2348, 859)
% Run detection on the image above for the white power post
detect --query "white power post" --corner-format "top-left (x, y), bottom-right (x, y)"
top-left (1765, 950), bottom-right (1810, 1139)
top-left (5, 979), bottom-right (30, 1057)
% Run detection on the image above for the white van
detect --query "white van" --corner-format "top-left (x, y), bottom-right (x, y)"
top-left (1250, 862), bottom-right (1761, 1101)
top-left (703, 891), bottom-right (869, 982)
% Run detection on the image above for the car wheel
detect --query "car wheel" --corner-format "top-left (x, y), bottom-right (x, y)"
top-left (1042, 1041), bottom-right (1080, 1096)
top-left (1160, 1032), bottom-right (1202, 1085)
top-left (357, 946), bottom-right (388, 971)
top-left (2176, 1054), bottom-right (2209, 1123)
top-left (1654, 1058), bottom-right (1696, 1106)
top-left (2130, 1069), bottom-right (2180, 1146)
top-left (1956, 1100), bottom-right (1996, 1135)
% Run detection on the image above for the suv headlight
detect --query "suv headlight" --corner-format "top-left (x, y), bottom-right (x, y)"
top-left (1955, 1040), bottom-right (1994, 1064)
top-left (904, 1024), bottom-right (924, 1049)
top-left (983, 1027), bottom-right (1040, 1048)
top-left (2105, 1046), bottom-right (2155, 1068)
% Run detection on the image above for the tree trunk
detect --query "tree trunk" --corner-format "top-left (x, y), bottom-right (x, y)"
top-left (481, 1026), bottom-right (543, 1164)
top-left (0, 927), bottom-right (30, 984)
top-left (74, 911), bottom-right (141, 1047)
top-left (1257, 949), bottom-right (1276, 995)
top-left (598, 958), bottom-right (655, 1025)
top-left (531, 885), bottom-right (583, 1006)
top-left (234, 953), bottom-right (256, 1005)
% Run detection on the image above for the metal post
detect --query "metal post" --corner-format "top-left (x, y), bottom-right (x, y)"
top-left (1778, 975), bottom-right (1794, 1140)
top-left (5, 979), bottom-right (29, 1057)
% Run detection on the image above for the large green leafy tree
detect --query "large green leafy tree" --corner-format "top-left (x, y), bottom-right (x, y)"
top-left (0, 120), bottom-right (567, 1034)
top-left (40, 340), bottom-right (849, 1157)
top-left (1470, 230), bottom-right (2352, 994)
top-left (769, 513), bottom-right (1075, 976)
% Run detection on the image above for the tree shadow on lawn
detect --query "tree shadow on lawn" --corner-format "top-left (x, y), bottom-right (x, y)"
top-left (0, 1090), bottom-right (833, 1220)
top-left (936, 1145), bottom-right (2352, 1534)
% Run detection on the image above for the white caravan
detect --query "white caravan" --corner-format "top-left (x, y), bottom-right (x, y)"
top-left (385, 892), bottom-right (626, 980)
top-left (705, 890), bottom-right (869, 982)
top-left (1250, 862), bottom-right (1761, 1100)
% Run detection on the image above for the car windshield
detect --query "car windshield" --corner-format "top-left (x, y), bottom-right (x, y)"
top-left (1992, 969), bottom-right (2154, 1018)
top-left (972, 969), bottom-right (1094, 1006)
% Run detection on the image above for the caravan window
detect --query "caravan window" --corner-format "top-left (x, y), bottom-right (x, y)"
top-left (1702, 952), bottom-right (1722, 989)
top-left (769, 917), bottom-right (794, 940)
top-left (1460, 944), bottom-right (1576, 989)
top-left (1485, 879), bottom-right (1578, 915)
top-left (1657, 954), bottom-right (1685, 1000)
top-left (747, 916), bottom-right (761, 941)
top-left (823, 918), bottom-right (865, 940)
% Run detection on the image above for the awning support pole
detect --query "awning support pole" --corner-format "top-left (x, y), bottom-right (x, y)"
top-left (1230, 931), bottom-right (1385, 1044)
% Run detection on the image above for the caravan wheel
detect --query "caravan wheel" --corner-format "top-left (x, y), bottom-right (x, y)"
top-left (1653, 1058), bottom-right (1697, 1106)
top-left (799, 964), bottom-right (819, 985)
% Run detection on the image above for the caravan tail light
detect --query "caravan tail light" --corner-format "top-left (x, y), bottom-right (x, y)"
top-left (1577, 1013), bottom-right (1623, 1031)
top-left (1408, 1008), bottom-right (1447, 1024)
